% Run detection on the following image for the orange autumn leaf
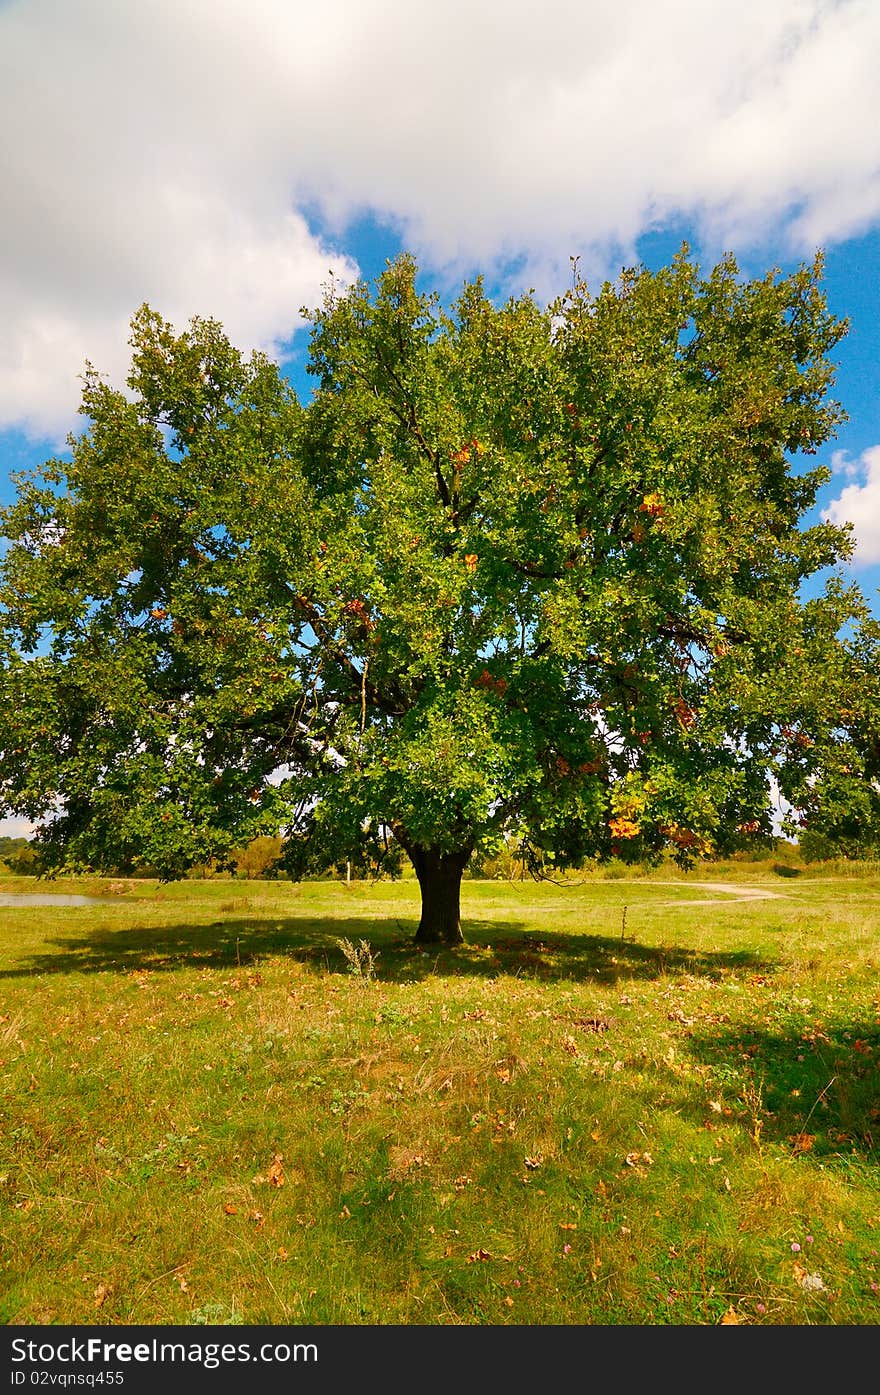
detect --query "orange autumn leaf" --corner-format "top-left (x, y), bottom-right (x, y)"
top-left (267, 1153), bottom-right (285, 1187)
top-left (789, 1132), bottom-right (815, 1155)
top-left (609, 815), bottom-right (640, 839)
top-left (475, 669), bottom-right (508, 695)
top-left (661, 823), bottom-right (700, 849)
top-left (672, 696), bottom-right (697, 728)
top-left (639, 491), bottom-right (665, 518)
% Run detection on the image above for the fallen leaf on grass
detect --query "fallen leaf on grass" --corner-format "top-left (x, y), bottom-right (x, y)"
top-left (249, 1210), bottom-right (265, 1229)
top-left (252, 1151), bottom-right (286, 1188)
top-left (523, 1155), bottom-right (544, 1170)
top-left (793, 1263), bottom-right (826, 1292)
top-left (223, 1203), bottom-right (238, 1216)
top-left (719, 1307), bottom-right (743, 1324)
top-left (559, 1223), bottom-right (578, 1231)
top-left (93, 1283), bottom-right (112, 1308)
top-left (789, 1133), bottom-right (815, 1156)
top-left (466, 1249), bottom-right (492, 1263)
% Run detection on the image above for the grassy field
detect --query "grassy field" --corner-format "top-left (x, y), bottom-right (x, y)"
top-left (1, 865), bottom-right (878, 1326)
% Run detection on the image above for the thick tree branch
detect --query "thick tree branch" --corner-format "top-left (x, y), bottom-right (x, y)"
top-left (286, 588), bottom-right (410, 716)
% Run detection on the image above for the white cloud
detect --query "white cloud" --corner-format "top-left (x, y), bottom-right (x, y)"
top-left (2, 0), bottom-right (880, 436)
top-left (822, 446), bottom-right (880, 564)
top-left (0, 817), bottom-right (36, 839)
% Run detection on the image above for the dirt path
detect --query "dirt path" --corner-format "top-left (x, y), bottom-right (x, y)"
top-left (650, 880), bottom-right (787, 905)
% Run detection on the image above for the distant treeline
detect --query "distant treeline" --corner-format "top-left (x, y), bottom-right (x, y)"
top-left (0, 836), bottom-right (40, 874)
top-left (0, 831), bottom-right (865, 880)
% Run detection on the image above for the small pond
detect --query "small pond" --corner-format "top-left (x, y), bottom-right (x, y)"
top-left (0, 893), bottom-right (106, 907)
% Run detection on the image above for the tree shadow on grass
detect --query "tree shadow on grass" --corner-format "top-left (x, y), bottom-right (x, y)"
top-left (681, 1018), bottom-right (880, 1163)
top-left (0, 914), bottom-right (770, 986)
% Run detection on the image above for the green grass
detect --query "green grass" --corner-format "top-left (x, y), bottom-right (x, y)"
top-left (1, 869), bottom-right (878, 1326)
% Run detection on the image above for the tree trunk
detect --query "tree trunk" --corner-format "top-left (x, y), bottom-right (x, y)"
top-left (408, 845), bottom-right (469, 945)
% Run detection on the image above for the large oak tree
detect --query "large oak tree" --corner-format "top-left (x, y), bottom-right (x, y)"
top-left (1, 251), bottom-right (878, 942)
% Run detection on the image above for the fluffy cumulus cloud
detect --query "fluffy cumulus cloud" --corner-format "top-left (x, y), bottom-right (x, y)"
top-left (2, 0), bottom-right (880, 436)
top-left (822, 447), bottom-right (880, 564)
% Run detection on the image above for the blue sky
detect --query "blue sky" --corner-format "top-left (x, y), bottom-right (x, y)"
top-left (2, 0), bottom-right (880, 839)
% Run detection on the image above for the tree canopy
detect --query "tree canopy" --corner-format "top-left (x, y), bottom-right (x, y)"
top-left (1, 249), bottom-right (878, 941)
